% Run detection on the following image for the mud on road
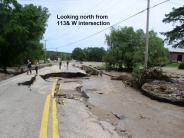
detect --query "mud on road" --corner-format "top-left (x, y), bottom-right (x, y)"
top-left (55, 70), bottom-right (184, 138)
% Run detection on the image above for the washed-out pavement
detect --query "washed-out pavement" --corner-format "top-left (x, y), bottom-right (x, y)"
top-left (0, 61), bottom-right (184, 138)
top-left (56, 61), bottom-right (184, 138)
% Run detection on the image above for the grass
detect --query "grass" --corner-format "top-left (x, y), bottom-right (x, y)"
top-left (165, 63), bottom-right (179, 68)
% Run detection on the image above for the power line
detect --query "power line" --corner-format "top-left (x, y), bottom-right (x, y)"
top-left (54, 0), bottom-right (170, 49)
top-left (47, 0), bottom-right (148, 42)
top-left (47, 0), bottom-right (122, 41)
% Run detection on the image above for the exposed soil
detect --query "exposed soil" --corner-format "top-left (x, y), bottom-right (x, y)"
top-left (82, 75), bottom-right (184, 138)
top-left (53, 62), bottom-right (184, 138)
top-left (55, 68), bottom-right (184, 138)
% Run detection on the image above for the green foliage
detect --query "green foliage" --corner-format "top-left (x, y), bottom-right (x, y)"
top-left (178, 62), bottom-right (184, 69)
top-left (105, 27), bottom-right (169, 70)
top-left (0, 0), bottom-right (49, 68)
top-left (162, 6), bottom-right (184, 48)
top-left (105, 27), bottom-right (138, 70)
top-left (103, 48), bottom-right (117, 68)
top-left (148, 31), bottom-right (169, 67)
top-left (132, 67), bottom-right (171, 88)
top-left (83, 47), bottom-right (106, 62)
top-left (47, 51), bottom-right (58, 60)
top-left (72, 47), bottom-right (106, 62)
top-left (46, 51), bottom-right (71, 60)
top-left (166, 63), bottom-right (179, 68)
top-left (131, 66), bottom-right (144, 88)
top-left (60, 53), bottom-right (65, 60)
top-left (72, 48), bottom-right (85, 61)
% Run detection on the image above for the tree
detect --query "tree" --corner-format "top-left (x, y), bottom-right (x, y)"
top-left (148, 31), bottom-right (169, 67)
top-left (72, 47), bottom-right (106, 62)
top-left (162, 6), bottom-right (184, 48)
top-left (103, 48), bottom-right (118, 69)
top-left (83, 47), bottom-right (106, 61)
top-left (134, 31), bottom-right (169, 67)
top-left (72, 48), bottom-right (85, 61)
top-left (105, 27), bottom-right (169, 70)
top-left (105, 27), bottom-right (144, 70)
top-left (0, 0), bottom-right (49, 70)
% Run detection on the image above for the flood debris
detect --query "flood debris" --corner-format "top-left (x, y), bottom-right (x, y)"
top-left (81, 65), bottom-right (103, 76)
top-left (165, 72), bottom-right (184, 83)
top-left (131, 67), bottom-right (172, 89)
top-left (54, 80), bottom-right (61, 97)
top-left (111, 75), bottom-right (129, 81)
top-left (142, 80), bottom-right (184, 105)
top-left (40, 72), bottom-right (87, 80)
top-left (55, 85), bottom-right (89, 103)
top-left (115, 128), bottom-right (132, 138)
top-left (112, 112), bottom-right (127, 120)
top-left (98, 92), bottom-right (103, 95)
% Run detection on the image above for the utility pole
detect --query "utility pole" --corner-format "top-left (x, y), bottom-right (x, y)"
top-left (44, 39), bottom-right (47, 63)
top-left (144, 0), bottom-right (150, 68)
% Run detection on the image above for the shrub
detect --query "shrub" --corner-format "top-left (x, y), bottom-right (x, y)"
top-left (131, 66), bottom-right (171, 88)
top-left (178, 62), bottom-right (184, 69)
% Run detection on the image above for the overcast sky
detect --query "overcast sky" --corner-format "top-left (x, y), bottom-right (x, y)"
top-left (18, 0), bottom-right (183, 53)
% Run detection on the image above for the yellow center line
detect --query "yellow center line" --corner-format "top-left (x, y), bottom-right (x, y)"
top-left (39, 94), bottom-right (51, 138)
top-left (39, 79), bottom-right (60, 138)
top-left (52, 98), bottom-right (60, 138)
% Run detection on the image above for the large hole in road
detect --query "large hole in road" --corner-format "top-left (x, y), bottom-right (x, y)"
top-left (40, 72), bottom-right (87, 80)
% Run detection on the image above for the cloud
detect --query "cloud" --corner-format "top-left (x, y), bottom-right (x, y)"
top-left (18, 0), bottom-right (181, 52)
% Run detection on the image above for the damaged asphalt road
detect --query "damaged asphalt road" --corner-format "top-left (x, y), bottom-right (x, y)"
top-left (55, 77), bottom-right (131, 138)
top-left (54, 62), bottom-right (184, 138)
top-left (0, 70), bottom-right (53, 138)
top-left (0, 62), bottom-right (184, 138)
